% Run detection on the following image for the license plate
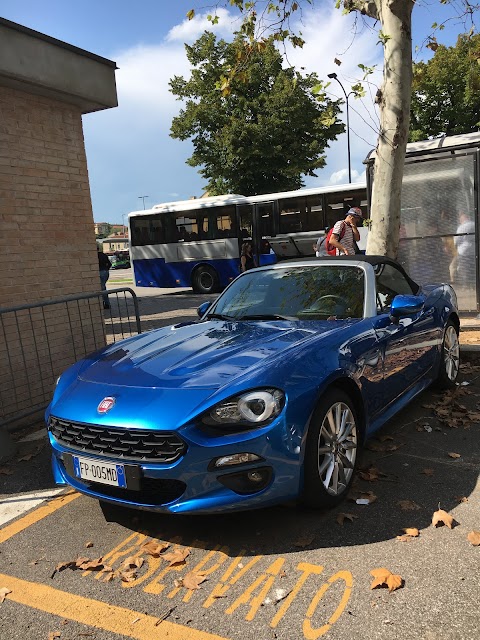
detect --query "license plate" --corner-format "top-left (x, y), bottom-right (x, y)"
top-left (72, 455), bottom-right (127, 488)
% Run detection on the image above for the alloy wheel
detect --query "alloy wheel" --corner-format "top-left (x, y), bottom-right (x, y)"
top-left (444, 325), bottom-right (460, 382)
top-left (317, 402), bottom-right (357, 496)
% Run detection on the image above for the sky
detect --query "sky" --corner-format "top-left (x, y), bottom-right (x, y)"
top-left (1, 0), bottom-right (475, 223)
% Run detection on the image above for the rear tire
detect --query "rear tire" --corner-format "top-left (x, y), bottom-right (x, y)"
top-left (436, 321), bottom-right (460, 388)
top-left (192, 265), bottom-right (220, 294)
top-left (302, 389), bottom-right (359, 509)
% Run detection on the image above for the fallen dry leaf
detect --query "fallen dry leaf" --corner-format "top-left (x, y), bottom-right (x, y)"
top-left (0, 467), bottom-right (13, 475)
top-left (52, 557), bottom-right (110, 578)
top-left (48, 633), bottom-right (61, 640)
top-left (293, 534), bottom-right (315, 548)
top-left (0, 588), bottom-right (12, 603)
top-left (76, 557), bottom-right (105, 571)
top-left (370, 568), bottom-right (403, 592)
top-left (118, 569), bottom-right (138, 583)
top-left (122, 556), bottom-right (144, 570)
top-left (162, 548), bottom-right (190, 567)
top-left (336, 513), bottom-right (358, 526)
top-left (17, 454), bottom-right (34, 462)
top-left (467, 531), bottom-right (480, 546)
top-left (432, 509), bottom-right (455, 529)
top-left (403, 527), bottom-right (419, 537)
top-left (141, 541), bottom-right (170, 557)
top-left (448, 452), bottom-right (461, 459)
top-left (396, 535), bottom-right (414, 542)
top-left (397, 500), bottom-right (421, 511)
top-left (456, 496), bottom-right (469, 503)
top-left (358, 466), bottom-right (387, 482)
top-left (85, 542), bottom-right (94, 549)
top-left (182, 571), bottom-right (207, 590)
top-left (421, 468), bottom-right (434, 477)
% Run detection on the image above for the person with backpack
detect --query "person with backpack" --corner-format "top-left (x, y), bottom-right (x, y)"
top-left (97, 246), bottom-right (112, 309)
top-left (326, 207), bottom-right (362, 256)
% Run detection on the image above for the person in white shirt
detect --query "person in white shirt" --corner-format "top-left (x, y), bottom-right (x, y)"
top-left (453, 211), bottom-right (475, 284)
top-left (329, 208), bottom-right (362, 255)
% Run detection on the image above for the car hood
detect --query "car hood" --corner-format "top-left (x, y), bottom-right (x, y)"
top-left (78, 319), bottom-right (356, 390)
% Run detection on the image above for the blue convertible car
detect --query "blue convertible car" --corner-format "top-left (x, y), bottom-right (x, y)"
top-left (46, 256), bottom-right (460, 514)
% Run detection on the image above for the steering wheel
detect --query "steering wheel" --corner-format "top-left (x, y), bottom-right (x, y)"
top-left (313, 295), bottom-right (348, 316)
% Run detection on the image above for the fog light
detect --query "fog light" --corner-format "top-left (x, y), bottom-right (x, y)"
top-left (217, 466), bottom-right (273, 495)
top-left (212, 453), bottom-right (262, 469)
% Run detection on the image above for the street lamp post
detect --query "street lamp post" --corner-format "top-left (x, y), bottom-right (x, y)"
top-left (138, 195), bottom-right (149, 210)
top-left (327, 73), bottom-right (353, 184)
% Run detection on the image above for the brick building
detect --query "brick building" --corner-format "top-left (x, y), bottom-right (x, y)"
top-left (0, 18), bottom-right (118, 437)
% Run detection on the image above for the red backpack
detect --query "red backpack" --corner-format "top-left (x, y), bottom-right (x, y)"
top-left (325, 222), bottom-right (346, 256)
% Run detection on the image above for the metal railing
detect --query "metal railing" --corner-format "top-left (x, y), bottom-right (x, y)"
top-left (0, 288), bottom-right (141, 429)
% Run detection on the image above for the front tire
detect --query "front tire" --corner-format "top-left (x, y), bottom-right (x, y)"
top-left (436, 321), bottom-right (460, 388)
top-left (302, 389), bottom-right (359, 509)
top-left (192, 265), bottom-right (220, 294)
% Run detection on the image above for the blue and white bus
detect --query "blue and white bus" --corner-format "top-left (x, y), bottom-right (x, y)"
top-left (128, 183), bottom-right (368, 294)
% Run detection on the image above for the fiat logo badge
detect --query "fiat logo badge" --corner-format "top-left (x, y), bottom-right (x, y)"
top-left (97, 397), bottom-right (116, 414)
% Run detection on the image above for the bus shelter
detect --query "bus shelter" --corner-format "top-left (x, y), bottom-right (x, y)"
top-left (365, 132), bottom-right (480, 313)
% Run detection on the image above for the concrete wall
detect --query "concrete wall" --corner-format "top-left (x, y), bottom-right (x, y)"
top-left (0, 18), bottom-right (117, 112)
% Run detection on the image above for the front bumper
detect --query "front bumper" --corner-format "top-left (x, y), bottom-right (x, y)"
top-left (49, 419), bottom-right (301, 514)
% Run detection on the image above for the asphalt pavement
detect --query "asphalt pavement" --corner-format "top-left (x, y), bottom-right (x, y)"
top-left (1, 284), bottom-right (479, 640)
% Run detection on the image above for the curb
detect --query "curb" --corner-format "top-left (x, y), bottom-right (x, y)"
top-left (460, 344), bottom-right (480, 353)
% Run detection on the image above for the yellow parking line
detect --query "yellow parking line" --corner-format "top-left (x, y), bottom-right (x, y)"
top-left (0, 491), bottom-right (79, 544)
top-left (0, 573), bottom-right (229, 640)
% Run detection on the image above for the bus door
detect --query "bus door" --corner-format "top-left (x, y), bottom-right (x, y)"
top-left (237, 202), bottom-right (275, 267)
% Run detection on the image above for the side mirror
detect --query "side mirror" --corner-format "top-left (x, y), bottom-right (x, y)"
top-left (197, 301), bottom-right (211, 318)
top-left (390, 294), bottom-right (424, 321)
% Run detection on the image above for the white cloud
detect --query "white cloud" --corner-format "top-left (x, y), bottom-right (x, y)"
top-left (329, 168), bottom-right (363, 185)
top-left (166, 8), bottom-right (235, 43)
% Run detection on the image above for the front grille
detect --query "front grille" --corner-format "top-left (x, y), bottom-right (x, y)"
top-left (80, 476), bottom-right (186, 506)
top-left (49, 416), bottom-right (186, 463)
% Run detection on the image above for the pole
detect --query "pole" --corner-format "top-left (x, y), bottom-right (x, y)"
top-left (138, 196), bottom-right (149, 210)
top-left (327, 73), bottom-right (352, 184)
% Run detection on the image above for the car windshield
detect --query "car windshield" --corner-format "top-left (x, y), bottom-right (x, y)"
top-left (209, 265), bottom-right (365, 320)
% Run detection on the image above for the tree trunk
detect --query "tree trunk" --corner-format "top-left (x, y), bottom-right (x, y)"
top-left (365, 0), bottom-right (414, 259)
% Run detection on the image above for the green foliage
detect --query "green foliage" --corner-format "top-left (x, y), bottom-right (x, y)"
top-left (169, 32), bottom-right (344, 195)
top-left (410, 33), bottom-right (480, 141)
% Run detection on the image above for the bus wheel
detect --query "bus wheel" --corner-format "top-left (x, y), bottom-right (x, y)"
top-left (192, 266), bottom-right (219, 294)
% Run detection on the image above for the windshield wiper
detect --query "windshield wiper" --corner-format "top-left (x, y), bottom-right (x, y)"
top-left (240, 314), bottom-right (293, 321)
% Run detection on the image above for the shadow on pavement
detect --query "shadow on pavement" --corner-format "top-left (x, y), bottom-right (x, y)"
top-left (98, 372), bottom-right (480, 554)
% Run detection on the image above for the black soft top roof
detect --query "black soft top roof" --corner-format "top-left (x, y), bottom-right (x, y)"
top-left (296, 255), bottom-right (420, 294)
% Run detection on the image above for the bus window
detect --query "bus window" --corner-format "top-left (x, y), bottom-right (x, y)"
top-left (173, 212), bottom-right (199, 241)
top-left (212, 205), bottom-right (237, 239)
top-left (130, 214), bottom-right (166, 246)
top-left (258, 202), bottom-right (274, 237)
top-left (279, 197), bottom-right (306, 233)
top-left (238, 205), bottom-right (253, 239)
top-left (305, 195), bottom-right (323, 231)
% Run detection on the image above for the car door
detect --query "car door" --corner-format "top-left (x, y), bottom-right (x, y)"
top-left (372, 264), bottom-right (438, 406)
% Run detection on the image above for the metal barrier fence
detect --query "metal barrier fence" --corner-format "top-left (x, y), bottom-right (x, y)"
top-left (0, 288), bottom-right (141, 429)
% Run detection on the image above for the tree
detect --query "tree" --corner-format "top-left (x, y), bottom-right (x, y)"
top-left (410, 34), bottom-right (480, 142)
top-left (188, 1), bottom-right (479, 259)
top-left (169, 32), bottom-right (344, 195)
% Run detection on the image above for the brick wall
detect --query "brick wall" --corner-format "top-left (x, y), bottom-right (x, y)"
top-left (0, 85), bottom-right (106, 425)
top-left (0, 85), bottom-right (100, 303)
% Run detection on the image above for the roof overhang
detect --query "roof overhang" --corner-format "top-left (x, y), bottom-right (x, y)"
top-left (0, 17), bottom-right (118, 113)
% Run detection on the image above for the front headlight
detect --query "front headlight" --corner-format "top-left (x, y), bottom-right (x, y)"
top-left (203, 388), bottom-right (285, 428)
